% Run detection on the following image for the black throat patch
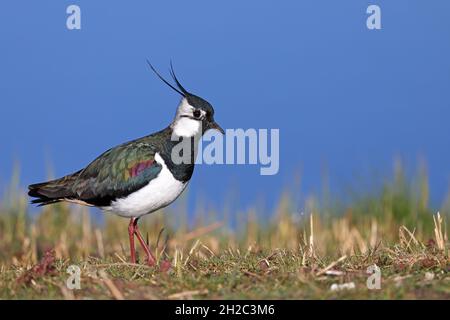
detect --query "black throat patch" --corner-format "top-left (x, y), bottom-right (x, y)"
top-left (158, 130), bottom-right (197, 183)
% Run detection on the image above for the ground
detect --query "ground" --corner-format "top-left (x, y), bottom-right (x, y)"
top-left (1, 243), bottom-right (448, 299)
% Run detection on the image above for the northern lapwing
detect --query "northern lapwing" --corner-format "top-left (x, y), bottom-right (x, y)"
top-left (28, 62), bottom-right (224, 266)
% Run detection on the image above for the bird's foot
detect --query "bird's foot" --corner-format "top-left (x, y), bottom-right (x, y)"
top-left (159, 260), bottom-right (172, 273)
top-left (146, 257), bottom-right (156, 267)
top-left (128, 217), bottom-right (169, 270)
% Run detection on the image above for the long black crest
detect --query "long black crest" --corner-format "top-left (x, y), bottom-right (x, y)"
top-left (146, 60), bottom-right (188, 97)
top-left (169, 61), bottom-right (189, 95)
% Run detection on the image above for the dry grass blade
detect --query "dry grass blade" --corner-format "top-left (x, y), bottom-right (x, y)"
top-left (243, 270), bottom-right (263, 281)
top-left (184, 239), bottom-right (201, 266)
top-left (433, 212), bottom-right (445, 251)
top-left (309, 213), bottom-right (315, 257)
top-left (94, 262), bottom-right (152, 269)
top-left (99, 270), bottom-right (125, 300)
top-left (201, 244), bottom-right (216, 257)
top-left (316, 255), bottom-right (347, 277)
top-left (95, 228), bottom-right (105, 259)
top-left (114, 252), bottom-right (127, 264)
top-left (399, 225), bottom-right (421, 251)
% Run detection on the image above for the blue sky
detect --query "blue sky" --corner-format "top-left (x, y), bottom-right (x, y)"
top-left (1, 1), bottom-right (449, 215)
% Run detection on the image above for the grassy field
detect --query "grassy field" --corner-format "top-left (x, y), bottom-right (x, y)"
top-left (0, 166), bottom-right (449, 299)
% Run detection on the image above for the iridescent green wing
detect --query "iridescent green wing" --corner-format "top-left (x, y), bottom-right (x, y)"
top-left (72, 141), bottom-right (162, 205)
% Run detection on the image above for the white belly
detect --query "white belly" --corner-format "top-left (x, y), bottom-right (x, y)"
top-left (102, 153), bottom-right (188, 218)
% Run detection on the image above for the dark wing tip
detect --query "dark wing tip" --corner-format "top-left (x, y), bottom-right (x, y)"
top-left (28, 191), bottom-right (62, 206)
top-left (27, 181), bottom-right (63, 206)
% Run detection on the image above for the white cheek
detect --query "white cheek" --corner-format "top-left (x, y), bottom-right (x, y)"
top-left (173, 117), bottom-right (201, 137)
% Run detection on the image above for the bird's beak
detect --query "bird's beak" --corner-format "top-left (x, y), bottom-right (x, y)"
top-left (209, 121), bottom-right (225, 134)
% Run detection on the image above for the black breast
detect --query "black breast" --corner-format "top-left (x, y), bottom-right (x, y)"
top-left (159, 136), bottom-right (196, 183)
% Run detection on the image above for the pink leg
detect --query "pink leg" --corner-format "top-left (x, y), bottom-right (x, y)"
top-left (128, 218), bottom-right (156, 266)
top-left (128, 218), bottom-right (137, 263)
top-left (134, 224), bottom-right (156, 266)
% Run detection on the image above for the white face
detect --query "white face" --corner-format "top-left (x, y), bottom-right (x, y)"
top-left (172, 98), bottom-right (206, 137)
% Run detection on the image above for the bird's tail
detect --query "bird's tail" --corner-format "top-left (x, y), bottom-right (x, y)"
top-left (28, 171), bottom-right (81, 206)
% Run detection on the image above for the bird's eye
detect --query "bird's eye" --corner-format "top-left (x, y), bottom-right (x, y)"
top-left (193, 110), bottom-right (201, 119)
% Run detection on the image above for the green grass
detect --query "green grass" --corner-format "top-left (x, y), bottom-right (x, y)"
top-left (0, 164), bottom-right (449, 299)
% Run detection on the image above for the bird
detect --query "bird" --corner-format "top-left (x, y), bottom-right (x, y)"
top-left (28, 61), bottom-right (224, 267)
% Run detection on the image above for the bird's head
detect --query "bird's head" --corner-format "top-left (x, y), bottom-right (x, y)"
top-left (147, 61), bottom-right (224, 138)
